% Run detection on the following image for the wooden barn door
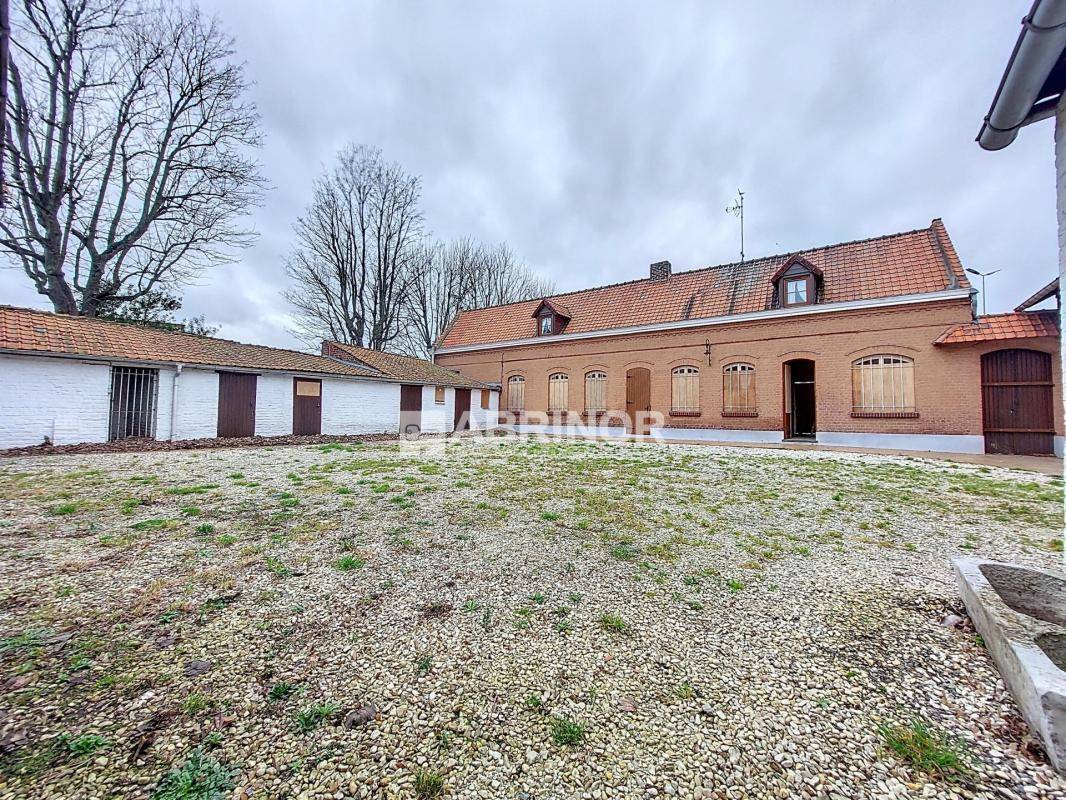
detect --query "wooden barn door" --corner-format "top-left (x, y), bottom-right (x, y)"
top-left (292, 378), bottom-right (322, 435)
top-left (625, 367), bottom-right (651, 435)
top-left (453, 388), bottom-right (471, 432)
top-left (981, 349), bottom-right (1054, 455)
top-left (217, 372), bottom-right (257, 438)
top-left (400, 385), bottom-right (423, 438)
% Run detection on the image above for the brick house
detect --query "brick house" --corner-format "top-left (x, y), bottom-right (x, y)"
top-left (434, 220), bottom-right (1063, 456)
top-left (0, 307), bottom-right (498, 449)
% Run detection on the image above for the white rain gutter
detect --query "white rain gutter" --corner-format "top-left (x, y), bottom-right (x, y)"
top-left (169, 363), bottom-right (183, 441)
top-left (977, 0), bottom-right (1066, 151)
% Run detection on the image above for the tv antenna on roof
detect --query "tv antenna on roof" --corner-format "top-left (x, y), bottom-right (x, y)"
top-left (726, 190), bottom-right (745, 264)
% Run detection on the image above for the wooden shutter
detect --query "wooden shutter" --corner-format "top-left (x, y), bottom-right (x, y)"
top-left (671, 367), bottom-right (699, 413)
top-left (548, 374), bottom-right (569, 411)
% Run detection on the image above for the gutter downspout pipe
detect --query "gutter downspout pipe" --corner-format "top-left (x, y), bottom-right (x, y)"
top-left (978, 0), bottom-right (1066, 151)
top-left (169, 363), bottom-right (183, 441)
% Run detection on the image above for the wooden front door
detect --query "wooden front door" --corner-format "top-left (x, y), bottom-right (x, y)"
top-left (625, 367), bottom-right (651, 435)
top-left (400, 385), bottom-right (423, 438)
top-left (981, 349), bottom-right (1054, 455)
top-left (453, 388), bottom-right (471, 432)
top-left (217, 372), bottom-right (257, 438)
top-left (293, 378), bottom-right (322, 435)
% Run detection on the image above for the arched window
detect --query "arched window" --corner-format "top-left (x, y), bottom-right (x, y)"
top-left (722, 363), bottom-right (756, 415)
top-left (584, 371), bottom-right (607, 413)
top-left (548, 373), bottom-right (569, 412)
top-left (852, 355), bottom-right (915, 413)
top-left (671, 366), bottom-right (700, 414)
top-left (506, 375), bottom-right (525, 411)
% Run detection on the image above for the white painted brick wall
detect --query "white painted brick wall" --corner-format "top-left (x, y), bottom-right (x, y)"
top-left (1056, 99), bottom-right (1066, 443)
top-left (420, 385), bottom-right (453, 433)
top-left (255, 373), bottom-right (294, 437)
top-left (0, 354), bottom-right (112, 447)
top-left (468, 389), bottom-right (500, 430)
top-left (171, 368), bottom-right (221, 441)
top-left (322, 377), bottom-right (399, 434)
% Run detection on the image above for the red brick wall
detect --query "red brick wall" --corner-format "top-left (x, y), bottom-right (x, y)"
top-left (435, 300), bottom-right (1064, 437)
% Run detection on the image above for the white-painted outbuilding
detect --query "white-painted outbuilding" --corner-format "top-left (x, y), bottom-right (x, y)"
top-left (0, 306), bottom-right (498, 449)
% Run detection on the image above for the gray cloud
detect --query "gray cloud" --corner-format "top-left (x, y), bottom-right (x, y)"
top-left (1, 1), bottom-right (1055, 348)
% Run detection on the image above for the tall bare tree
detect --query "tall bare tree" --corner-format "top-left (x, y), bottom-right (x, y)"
top-left (399, 237), bottom-right (554, 358)
top-left (284, 144), bottom-right (424, 350)
top-left (0, 0), bottom-right (265, 316)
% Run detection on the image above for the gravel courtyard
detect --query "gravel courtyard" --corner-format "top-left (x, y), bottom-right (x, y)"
top-left (0, 436), bottom-right (1063, 800)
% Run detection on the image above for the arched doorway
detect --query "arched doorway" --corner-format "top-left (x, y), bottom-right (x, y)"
top-left (981, 349), bottom-right (1054, 455)
top-left (783, 359), bottom-right (816, 440)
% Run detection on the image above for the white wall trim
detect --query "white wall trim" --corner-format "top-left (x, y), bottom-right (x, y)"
top-left (435, 288), bottom-right (975, 354)
top-left (506, 422), bottom-right (993, 455)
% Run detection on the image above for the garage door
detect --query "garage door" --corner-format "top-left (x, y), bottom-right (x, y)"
top-left (981, 349), bottom-right (1054, 455)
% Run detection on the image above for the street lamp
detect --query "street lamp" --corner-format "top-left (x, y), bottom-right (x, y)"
top-left (965, 268), bottom-right (1001, 317)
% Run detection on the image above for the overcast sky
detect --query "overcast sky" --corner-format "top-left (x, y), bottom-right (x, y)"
top-left (0, 1), bottom-right (1058, 349)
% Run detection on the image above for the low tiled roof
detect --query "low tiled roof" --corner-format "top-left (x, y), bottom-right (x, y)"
top-left (439, 219), bottom-right (971, 349)
top-left (0, 305), bottom-right (382, 378)
top-left (1015, 277), bottom-right (1059, 311)
top-left (934, 311), bottom-right (1060, 345)
top-left (322, 341), bottom-right (491, 388)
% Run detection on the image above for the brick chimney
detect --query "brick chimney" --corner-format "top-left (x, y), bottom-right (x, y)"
top-left (649, 260), bottom-right (672, 281)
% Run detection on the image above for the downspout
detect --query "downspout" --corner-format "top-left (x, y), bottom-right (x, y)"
top-left (977, 0), bottom-right (1066, 150)
top-left (169, 363), bottom-right (183, 441)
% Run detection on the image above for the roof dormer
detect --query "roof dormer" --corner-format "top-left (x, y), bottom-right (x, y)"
top-left (771, 255), bottom-right (822, 308)
top-left (531, 298), bottom-right (571, 336)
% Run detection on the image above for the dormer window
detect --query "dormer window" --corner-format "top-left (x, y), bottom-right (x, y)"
top-left (771, 255), bottom-right (822, 309)
top-left (531, 298), bottom-right (572, 337)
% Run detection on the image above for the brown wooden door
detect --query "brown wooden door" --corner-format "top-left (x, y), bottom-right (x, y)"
top-left (217, 372), bottom-right (257, 438)
top-left (981, 349), bottom-right (1054, 455)
top-left (293, 378), bottom-right (322, 435)
top-left (625, 367), bottom-right (651, 435)
top-left (453, 388), bottom-right (471, 432)
top-left (400, 385), bottom-right (423, 438)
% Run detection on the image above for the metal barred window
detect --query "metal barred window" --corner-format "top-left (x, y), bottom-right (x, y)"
top-left (851, 355), bottom-right (915, 413)
top-left (548, 373), bottom-right (569, 412)
top-left (507, 375), bottom-right (525, 411)
top-left (584, 371), bottom-right (607, 412)
top-left (108, 366), bottom-right (159, 441)
top-left (722, 363), bottom-right (757, 415)
top-left (671, 366), bottom-right (700, 414)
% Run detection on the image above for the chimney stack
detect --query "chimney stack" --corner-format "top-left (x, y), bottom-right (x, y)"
top-left (649, 260), bottom-right (672, 281)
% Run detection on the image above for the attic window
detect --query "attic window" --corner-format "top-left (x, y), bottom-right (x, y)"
top-left (532, 299), bottom-right (570, 337)
top-left (539, 315), bottom-right (553, 336)
top-left (772, 255), bottom-right (822, 309)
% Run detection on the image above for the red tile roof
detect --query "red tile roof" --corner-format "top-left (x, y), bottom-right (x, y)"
top-left (0, 305), bottom-right (383, 378)
top-left (439, 219), bottom-right (971, 349)
top-left (934, 311), bottom-right (1060, 345)
top-left (321, 342), bottom-right (490, 388)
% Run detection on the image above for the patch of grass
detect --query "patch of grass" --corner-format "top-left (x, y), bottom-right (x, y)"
top-left (120, 498), bottom-right (143, 515)
top-left (462, 599), bottom-right (481, 613)
top-left (216, 534), bottom-right (238, 547)
top-left (725, 578), bottom-right (744, 592)
top-left (599, 613), bottom-right (628, 633)
top-left (675, 682), bottom-right (694, 700)
top-left (413, 768), bottom-right (445, 799)
top-left (50, 502), bottom-right (81, 516)
top-left (166, 484), bottom-right (219, 496)
top-left (335, 555), bottom-right (366, 571)
top-left (268, 682), bottom-right (297, 702)
top-left (878, 719), bottom-right (969, 778)
top-left (549, 716), bottom-right (586, 746)
top-left (152, 748), bottom-right (233, 800)
top-left (132, 518), bottom-right (177, 531)
top-left (61, 733), bottom-right (109, 757)
top-left (294, 702), bottom-right (340, 732)
top-left (180, 506), bottom-right (201, 517)
top-left (195, 523), bottom-right (215, 535)
top-left (227, 473), bottom-right (244, 480)
top-left (416, 655), bottom-right (433, 675)
top-left (540, 511), bottom-right (560, 522)
top-left (265, 557), bottom-right (293, 578)
top-left (609, 542), bottom-right (637, 561)
top-left (182, 693), bottom-right (210, 715)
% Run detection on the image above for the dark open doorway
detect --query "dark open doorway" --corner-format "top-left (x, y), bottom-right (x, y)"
top-left (783, 359), bottom-right (816, 439)
top-left (453, 388), bottom-right (471, 432)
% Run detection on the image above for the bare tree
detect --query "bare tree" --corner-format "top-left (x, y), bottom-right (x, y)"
top-left (284, 144), bottom-right (424, 350)
top-left (0, 0), bottom-right (265, 316)
top-left (399, 237), bottom-right (554, 358)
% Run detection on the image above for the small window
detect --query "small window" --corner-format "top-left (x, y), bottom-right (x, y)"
top-left (851, 355), bottom-right (915, 414)
top-left (539, 315), bottom-right (553, 336)
top-left (507, 376), bottom-right (525, 411)
top-left (109, 367), bottom-right (159, 441)
top-left (434, 386), bottom-right (445, 404)
top-left (671, 366), bottom-right (700, 415)
top-left (548, 373), bottom-right (569, 412)
top-left (480, 389), bottom-right (490, 409)
top-left (722, 363), bottom-right (756, 416)
top-left (584, 371), bottom-right (607, 413)
top-left (785, 278), bottom-right (808, 305)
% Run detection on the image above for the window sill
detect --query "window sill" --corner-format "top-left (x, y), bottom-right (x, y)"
top-left (582, 411), bottom-right (607, 419)
top-left (722, 411), bottom-right (758, 418)
top-left (850, 411), bottom-right (919, 419)
top-left (669, 410), bottom-right (701, 418)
